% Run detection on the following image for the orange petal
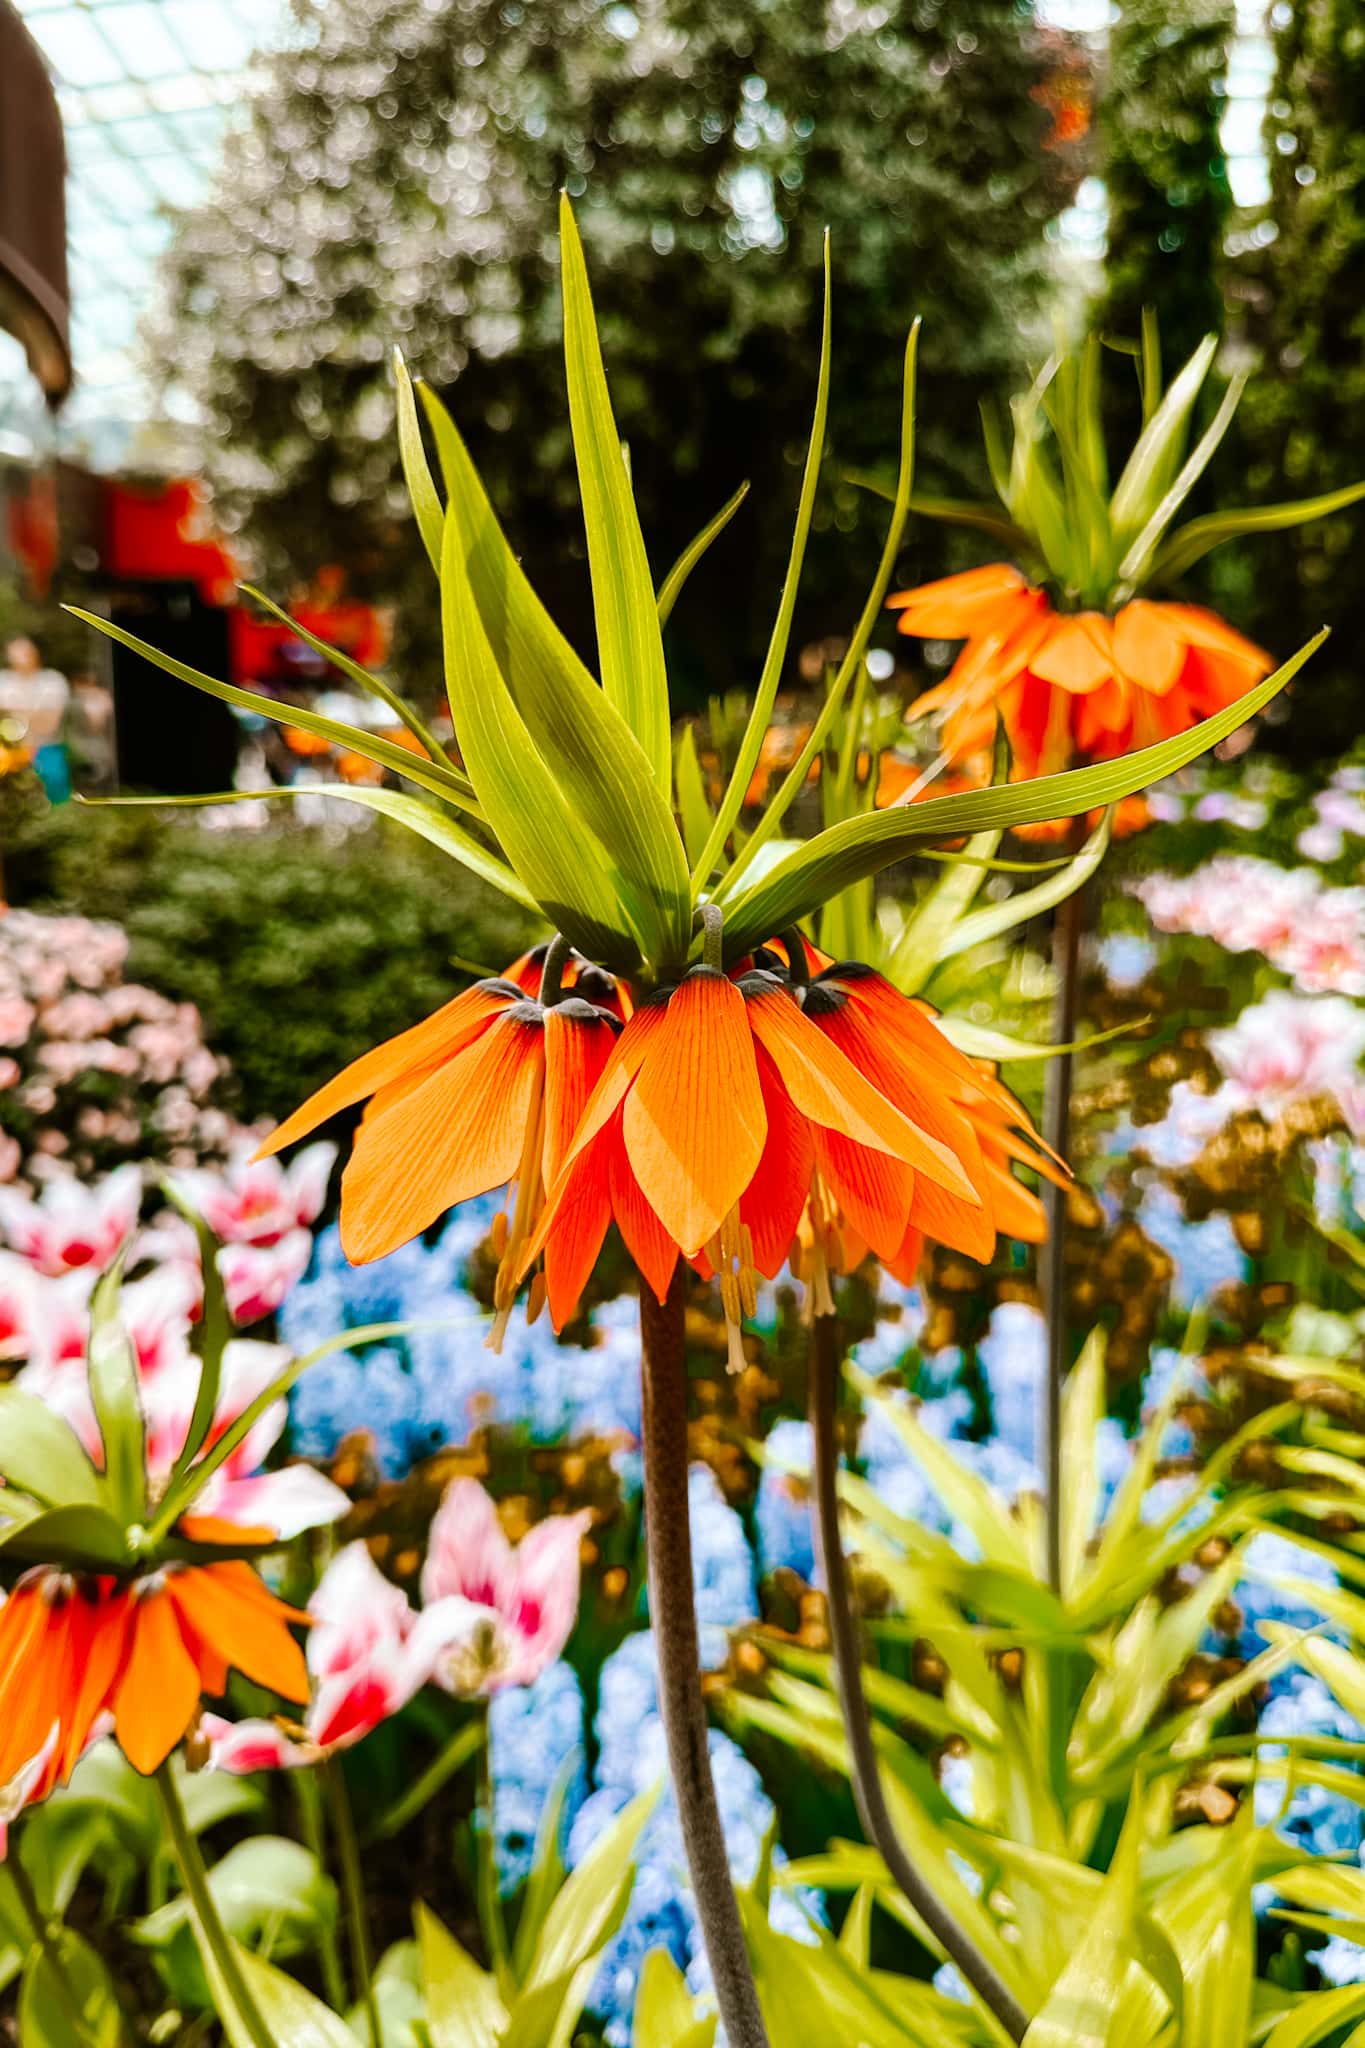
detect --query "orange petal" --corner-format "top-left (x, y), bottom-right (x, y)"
top-left (908, 1172), bottom-right (996, 1262)
top-left (0, 1589), bottom-right (66, 1788)
top-left (1113, 600), bottom-right (1185, 697)
top-left (812, 1131), bottom-right (914, 1262)
top-left (1157, 603), bottom-right (1272, 672)
top-left (60, 1586), bottom-right (132, 1781)
top-left (541, 1141), bottom-right (614, 1331)
top-left (1030, 612), bottom-right (1114, 695)
top-left (177, 1515), bottom-right (276, 1548)
top-left (257, 983), bottom-right (516, 1158)
top-left (620, 971), bottom-right (767, 1257)
top-left (168, 1566), bottom-right (310, 1703)
top-left (748, 982), bottom-right (980, 1202)
top-left (887, 563), bottom-right (1030, 634)
top-left (608, 1124), bottom-right (679, 1305)
top-left (885, 1223), bottom-right (927, 1287)
top-left (341, 1008), bottom-right (545, 1264)
top-left (543, 1003), bottom-right (620, 1188)
top-left (741, 1044), bottom-right (815, 1279)
top-left (547, 1001), bottom-right (672, 1185)
top-left (113, 1589), bottom-right (203, 1776)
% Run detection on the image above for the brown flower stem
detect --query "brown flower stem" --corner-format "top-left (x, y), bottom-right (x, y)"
top-left (1040, 858), bottom-right (1086, 1596)
top-left (325, 1757), bottom-right (381, 2048)
top-left (809, 1314), bottom-right (1030, 2044)
top-left (155, 1762), bottom-right (278, 2048)
top-left (639, 1264), bottom-right (769, 2048)
top-left (7, 1845), bottom-right (102, 2047)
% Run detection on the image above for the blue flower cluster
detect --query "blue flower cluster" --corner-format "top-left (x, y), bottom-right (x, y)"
top-left (488, 1661), bottom-right (587, 1893)
top-left (282, 1198), bottom-right (642, 1473)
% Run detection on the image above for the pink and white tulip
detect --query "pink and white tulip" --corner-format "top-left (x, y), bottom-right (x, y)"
top-left (172, 1142), bottom-right (334, 1249)
top-left (418, 1479), bottom-right (591, 1694)
top-left (0, 1164), bottom-right (141, 1277)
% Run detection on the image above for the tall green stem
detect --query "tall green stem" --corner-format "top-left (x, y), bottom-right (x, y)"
top-left (639, 1265), bottom-right (769, 2048)
top-left (7, 1845), bottom-right (101, 2047)
top-left (325, 1757), bottom-right (381, 2048)
top-left (1039, 863), bottom-right (1085, 1595)
top-left (291, 1771), bottom-right (347, 2011)
top-left (155, 1763), bottom-right (277, 2048)
top-left (809, 1314), bottom-right (1030, 2044)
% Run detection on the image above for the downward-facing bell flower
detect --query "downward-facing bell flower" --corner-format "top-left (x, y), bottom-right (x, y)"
top-left (0, 1557), bottom-right (309, 1790)
top-left (891, 565), bottom-right (1273, 779)
top-left (525, 951), bottom-right (987, 1363)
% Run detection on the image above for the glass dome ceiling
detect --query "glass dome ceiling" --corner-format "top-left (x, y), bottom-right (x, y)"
top-left (6, 0), bottom-right (1274, 474)
top-left (9, 0), bottom-right (285, 464)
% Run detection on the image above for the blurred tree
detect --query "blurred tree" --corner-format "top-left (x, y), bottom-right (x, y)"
top-left (1223, 0), bottom-right (1365, 754)
top-left (1096, 0), bottom-right (1234, 437)
top-left (149, 0), bottom-right (1082, 704)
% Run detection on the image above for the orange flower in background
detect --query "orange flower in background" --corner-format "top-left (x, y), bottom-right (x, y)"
top-left (0, 1559), bottom-right (308, 1789)
top-left (889, 566), bottom-right (1273, 779)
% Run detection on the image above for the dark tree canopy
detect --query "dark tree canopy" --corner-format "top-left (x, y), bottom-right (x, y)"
top-left (1094, 0), bottom-right (1234, 451)
top-left (1225, 0), bottom-right (1365, 753)
top-left (150, 0), bottom-right (1080, 701)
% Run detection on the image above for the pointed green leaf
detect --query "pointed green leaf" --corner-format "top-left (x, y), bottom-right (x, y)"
top-left (88, 784), bottom-right (536, 913)
top-left (692, 235), bottom-right (832, 887)
top-left (634, 1949), bottom-right (718, 2047)
top-left (416, 1902), bottom-right (508, 2048)
top-left (525, 1785), bottom-right (657, 1992)
top-left (935, 808), bottom-right (1111, 966)
top-left (882, 827), bottom-right (1001, 994)
top-left (674, 724), bottom-right (713, 871)
top-left (393, 350), bottom-right (445, 571)
top-left (1060, 1329), bottom-right (1106, 1601)
top-left (64, 609), bottom-right (480, 816)
top-left (934, 1015), bottom-right (1141, 1064)
top-left (717, 630), bottom-right (1323, 957)
top-left (438, 503), bottom-right (644, 967)
top-left (560, 194), bottom-right (671, 794)
top-left (420, 383), bottom-right (691, 968)
top-left (1151, 476), bottom-right (1365, 583)
top-left (0, 1388), bottom-right (104, 1509)
top-left (239, 582), bottom-right (455, 770)
top-left (1109, 334), bottom-right (1216, 543)
top-left (19, 1926), bottom-right (132, 2048)
top-left (0, 1503), bottom-right (131, 1571)
top-left (1263, 1982), bottom-right (1365, 2048)
top-left (86, 1255), bottom-right (147, 1528)
top-left (718, 319), bottom-right (920, 893)
top-left (847, 473), bottom-right (1032, 553)
top-left (1115, 372), bottom-right (1247, 590)
top-left (160, 1187), bottom-right (231, 1487)
top-left (657, 481), bottom-right (750, 627)
top-left (208, 1940), bottom-right (358, 2048)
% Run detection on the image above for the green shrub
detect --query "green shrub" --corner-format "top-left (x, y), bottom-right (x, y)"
top-left (5, 804), bottom-right (537, 1124)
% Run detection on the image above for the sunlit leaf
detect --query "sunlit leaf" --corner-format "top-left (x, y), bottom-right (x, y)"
top-left (657, 481), bottom-right (750, 627)
top-left (86, 1255), bottom-right (146, 1529)
top-left (1151, 477), bottom-right (1365, 583)
top-left (0, 1388), bottom-right (104, 1511)
top-left (64, 608), bottom-right (481, 816)
top-left (560, 195), bottom-right (672, 795)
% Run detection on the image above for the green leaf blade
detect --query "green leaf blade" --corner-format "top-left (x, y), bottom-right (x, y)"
top-left (560, 194), bottom-right (672, 797)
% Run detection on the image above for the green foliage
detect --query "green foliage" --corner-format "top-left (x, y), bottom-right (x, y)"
top-left (1225, 0), bottom-right (1365, 753)
top-left (1096, 0), bottom-right (1236, 440)
top-left (149, 0), bottom-right (1079, 693)
top-left (5, 804), bottom-right (535, 1125)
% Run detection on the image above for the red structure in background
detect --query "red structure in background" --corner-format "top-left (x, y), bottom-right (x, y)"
top-left (102, 478), bottom-right (390, 686)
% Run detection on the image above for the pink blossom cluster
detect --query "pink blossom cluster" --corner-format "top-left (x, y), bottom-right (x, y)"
top-left (205, 1480), bottom-right (590, 1768)
top-left (1296, 767), bottom-right (1365, 864)
top-left (0, 909), bottom-right (238, 1189)
top-left (1132, 857), bottom-right (1365, 997)
top-left (0, 1143), bottom-right (334, 1390)
top-left (1202, 991), bottom-right (1365, 1140)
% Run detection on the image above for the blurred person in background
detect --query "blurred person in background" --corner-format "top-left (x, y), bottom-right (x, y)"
top-left (68, 669), bottom-right (117, 793)
top-left (0, 636), bottom-right (71, 803)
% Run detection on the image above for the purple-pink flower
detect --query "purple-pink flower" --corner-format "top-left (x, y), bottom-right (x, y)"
top-left (418, 1478), bottom-right (592, 1693)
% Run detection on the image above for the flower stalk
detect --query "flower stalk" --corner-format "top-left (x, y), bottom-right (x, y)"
top-left (639, 1264), bottom-right (769, 2048)
top-left (808, 1312), bottom-right (1030, 2044)
top-left (1039, 854), bottom-right (1086, 1595)
top-left (325, 1756), bottom-right (381, 2048)
top-left (155, 1761), bottom-right (278, 2048)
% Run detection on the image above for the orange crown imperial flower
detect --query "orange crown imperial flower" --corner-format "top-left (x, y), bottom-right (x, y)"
top-left (0, 1558), bottom-right (308, 1791)
top-left (891, 565), bottom-right (1273, 781)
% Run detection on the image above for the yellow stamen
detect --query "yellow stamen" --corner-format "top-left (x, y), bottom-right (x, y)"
top-left (706, 1204), bottom-right (757, 1375)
